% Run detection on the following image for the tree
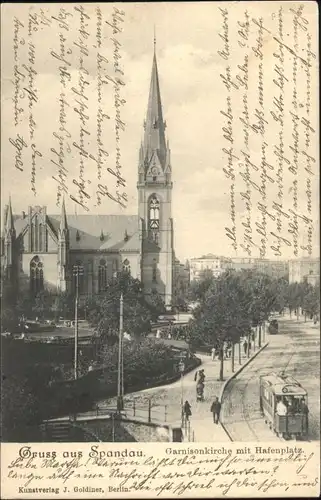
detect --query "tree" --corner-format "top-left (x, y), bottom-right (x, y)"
top-left (189, 270), bottom-right (252, 380)
top-left (32, 290), bottom-right (55, 320)
top-left (302, 284), bottom-right (320, 321)
top-left (1, 374), bottom-right (41, 440)
top-left (188, 271), bottom-right (215, 303)
top-left (52, 292), bottom-right (75, 320)
top-left (286, 282), bottom-right (304, 319)
top-left (0, 278), bottom-right (18, 332)
top-left (240, 270), bottom-right (280, 347)
top-left (86, 272), bottom-right (157, 346)
top-left (148, 290), bottom-right (166, 319)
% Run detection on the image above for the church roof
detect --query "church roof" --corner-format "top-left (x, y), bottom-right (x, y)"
top-left (8, 213), bottom-right (141, 253)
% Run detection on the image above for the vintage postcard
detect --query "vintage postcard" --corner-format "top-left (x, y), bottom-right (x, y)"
top-left (1, 1), bottom-right (320, 498)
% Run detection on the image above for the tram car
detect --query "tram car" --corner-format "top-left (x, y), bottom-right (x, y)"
top-left (259, 373), bottom-right (309, 439)
top-left (268, 319), bottom-right (279, 334)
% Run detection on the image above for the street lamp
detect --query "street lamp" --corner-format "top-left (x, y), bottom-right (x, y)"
top-left (178, 357), bottom-right (185, 426)
top-left (117, 293), bottom-right (124, 412)
top-left (73, 264), bottom-right (84, 380)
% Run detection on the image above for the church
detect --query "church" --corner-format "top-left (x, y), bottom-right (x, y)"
top-left (1, 45), bottom-right (175, 308)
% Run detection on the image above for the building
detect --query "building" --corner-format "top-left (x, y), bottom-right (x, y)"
top-left (189, 254), bottom-right (229, 281)
top-left (1, 44), bottom-right (175, 307)
top-left (223, 257), bottom-right (288, 280)
top-left (222, 257), bottom-right (256, 272)
top-left (173, 259), bottom-right (190, 302)
top-left (252, 259), bottom-right (288, 279)
top-left (289, 257), bottom-right (320, 285)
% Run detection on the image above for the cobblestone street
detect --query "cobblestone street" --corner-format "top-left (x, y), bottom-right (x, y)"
top-left (102, 316), bottom-right (319, 442)
top-left (103, 342), bottom-right (261, 441)
top-left (221, 317), bottom-right (320, 442)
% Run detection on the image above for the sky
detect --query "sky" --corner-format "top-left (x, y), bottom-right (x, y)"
top-left (1, 2), bottom-right (319, 262)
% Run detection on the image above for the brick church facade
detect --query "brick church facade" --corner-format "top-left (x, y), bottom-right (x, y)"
top-left (1, 46), bottom-right (175, 308)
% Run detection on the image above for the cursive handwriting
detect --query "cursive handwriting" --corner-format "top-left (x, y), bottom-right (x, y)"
top-left (218, 7), bottom-right (237, 252)
top-left (270, 6), bottom-right (288, 256)
top-left (71, 4), bottom-right (92, 211)
top-left (96, 6), bottom-right (111, 186)
top-left (50, 8), bottom-right (72, 206)
top-left (3, 445), bottom-right (319, 498)
top-left (105, 7), bottom-right (127, 206)
top-left (12, 17), bottom-right (25, 127)
top-left (9, 134), bottom-right (28, 172)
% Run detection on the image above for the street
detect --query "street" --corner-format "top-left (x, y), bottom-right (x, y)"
top-left (221, 317), bottom-right (320, 442)
top-left (101, 340), bottom-right (263, 441)
top-left (100, 316), bottom-right (319, 442)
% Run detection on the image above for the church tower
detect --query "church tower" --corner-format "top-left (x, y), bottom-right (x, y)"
top-left (57, 197), bottom-right (69, 292)
top-left (137, 38), bottom-right (174, 308)
top-left (4, 196), bottom-right (16, 282)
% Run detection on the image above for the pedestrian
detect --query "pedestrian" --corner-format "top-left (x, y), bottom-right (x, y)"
top-left (243, 339), bottom-right (248, 355)
top-left (210, 397), bottom-right (221, 424)
top-left (211, 347), bottom-right (216, 361)
top-left (276, 397), bottom-right (287, 416)
top-left (299, 397), bottom-right (309, 415)
top-left (248, 340), bottom-right (252, 354)
top-left (299, 397), bottom-right (309, 432)
top-left (196, 381), bottom-right (205, 401)
top-left (183, 400), bottom-right (192, 421)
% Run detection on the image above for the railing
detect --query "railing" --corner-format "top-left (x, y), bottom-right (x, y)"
top-left (181, 416), bottom-right (195, 442)
top-left (74, 399), bottom-right (177, 425)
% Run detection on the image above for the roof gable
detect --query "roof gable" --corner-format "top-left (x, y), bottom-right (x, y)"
top-left (50, 214), bottom-right (139, 251)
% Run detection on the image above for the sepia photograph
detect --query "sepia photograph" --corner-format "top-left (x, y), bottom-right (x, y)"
top-left (1, 1), bottom-right (319, 498)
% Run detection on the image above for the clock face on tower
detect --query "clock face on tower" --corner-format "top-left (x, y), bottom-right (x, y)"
top-left (151, 166), bottom-right (158, 175)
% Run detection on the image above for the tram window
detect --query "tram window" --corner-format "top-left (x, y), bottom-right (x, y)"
top-left (284, 395), bottom-right (301, 414)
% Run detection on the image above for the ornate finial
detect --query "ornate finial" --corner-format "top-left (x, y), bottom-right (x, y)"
top-left (124, 230), bottom-right (129, 242)
top-left (100, 229), bottom-right (104, 241)
top-left (154, 25), bottom-right (156, 52)
top-left (76, 230), bottom-right (81, 242)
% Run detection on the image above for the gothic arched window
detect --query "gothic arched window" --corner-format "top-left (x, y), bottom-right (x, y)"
top-left (152, 259), bottom-right (157, 283)
top-left (123, 259), bottom-right (131, 275)
top-left (98, 259), bottom-right (108, 292)
top-left (30, 256), bottom-right (44, 295)
top-left (39, 223), bottom-right (43, 252)
top-left (30, 215), bottom-right (45, 252)
top-left (149, 196), bottom-right (160, 244)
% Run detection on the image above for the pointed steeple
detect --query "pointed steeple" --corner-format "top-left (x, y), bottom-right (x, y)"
top-left (4, 196), bottom-right (15, 273)
top-left (6, 196), bottom-right (15, 233)
top-left (59, 197), bottom-right (68, 232)
top-left (139, 141), bottom-right (144, 164)
top-left (59, 197), bottom-right (69, 245)
top-left (143, 37), bottom-right (167, 170)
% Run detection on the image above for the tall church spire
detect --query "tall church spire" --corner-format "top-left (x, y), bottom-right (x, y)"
top-left (143, 36), bottom-right (167, 169)
top-left (59, 196), bottom-right (68, 234)
top-left (6, 196), bottom-right (15, 234)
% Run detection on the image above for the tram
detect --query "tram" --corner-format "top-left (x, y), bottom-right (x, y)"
top-left (268, 319), bottom-right (279, 335)
top-left (259, 373), bottom-right (309, 439)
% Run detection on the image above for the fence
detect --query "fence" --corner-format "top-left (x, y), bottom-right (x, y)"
top-left (73, 399), bottom-right (177, 425)
top-left (181, 416), bottom-right (195, 442)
